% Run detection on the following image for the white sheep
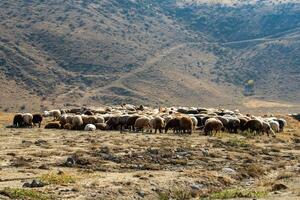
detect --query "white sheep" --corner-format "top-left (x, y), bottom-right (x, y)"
top-left (84, 124), bottom-right (96, 131)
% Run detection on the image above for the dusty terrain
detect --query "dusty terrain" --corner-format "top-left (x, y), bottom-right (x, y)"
top-left (0, 113), bottom-right (299, 199)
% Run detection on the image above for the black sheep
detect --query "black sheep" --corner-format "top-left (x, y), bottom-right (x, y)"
top-left (13, 114), bottom-right (24, 128)
top-left (33, 114), bottom-right (43, 128)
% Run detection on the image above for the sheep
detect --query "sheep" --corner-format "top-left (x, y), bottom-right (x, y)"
top-left (134, 116), bottom-right (151, 132)
top-left (84, 124), bottom-right (96, 131)
top-left (165, 117), bottom-right (181, 133)
top-left (179, 116), bottom-right (193, 134)
top-left (106, 116), bottom-right (121, 130)
top-left (204, 118), bottom-right (223, 136)
top-left (190, 116), bottom-right (198, 130)
top-left (95, 123), bottom-right (107, 130)
top-left (22, 113), bottom-right (33, 127)
top-left (44, 110), bottom-right (61, 121)
top-left (45, 122), bottom-right (61, 129)
top-left (66, 115), bottom-right (74, 125)
top-left (60, 109), bottom-right (67, 115)
top-left (241, 119), bottom-right (263, 135)
top-left (95, 115), bottom-right (105, 124)
top-left (52, 110), bottom-right (61, 120)
top-left (216, 116), bottom-right (229, 131)
top-left (82, 115), bottom-right (98, 126)
top-left (201, 116), bottom-right (212, 127)
top-left (194, 115), bottom-right (205, 127)
top-left (59, 114), bottom-right (68, 127)
top-left (32, 114), bottom-right (43, 128)
top-left (237, 117), bottom-right (248, 131)
top-left (13, 114), bottom-right (24, 128)
top-left (119, 115), bottom-right (130, 132)
top-left (275, 118), bottom-right (287, 132)
top-left (83, 110), bottom-right (93, 115)
top-left (150, 116), bottom-right (165, 134)
top-left (69, 108), bottom-right (81, 114)
top-left (262, 121), bottom-right (276, 137)
top-left (269, 120), bottom-right (280, 133)
top-left (226, 117), bottom-right (240, 133)
top-left (63, 123), bottom-right (73, 130)
top-left (126, 115), bottom-right (140, 131)
top-left (163, 115), bottom-right (173, 125)
top-left (72, 115), bottom-right (83, 130)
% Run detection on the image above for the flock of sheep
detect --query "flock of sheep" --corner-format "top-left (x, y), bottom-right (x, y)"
top-left (11, 104), bottom-right (287, 137)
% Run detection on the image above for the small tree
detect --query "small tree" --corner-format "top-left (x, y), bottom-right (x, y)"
top-left (244, 79), bottom-right (255, 96)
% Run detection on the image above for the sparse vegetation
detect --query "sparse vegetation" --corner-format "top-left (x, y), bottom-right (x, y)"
top-left (225, 138), bottom-right (250, 148)
top-left (0, 115), bottom-right (299, 199)
top-left (157, 188), bottom-right (192, 200)
top-left (40, 172), bottom-right (76, 185)
top-left (206, 188), bottom-right (267, 199)
top-left (245, 164), bottom-right (266, 178)
top-left (0, 188), bottom-right (53, 200)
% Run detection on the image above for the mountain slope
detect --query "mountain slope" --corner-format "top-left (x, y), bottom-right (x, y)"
top-left (0, 0), bottom-right (299, 112)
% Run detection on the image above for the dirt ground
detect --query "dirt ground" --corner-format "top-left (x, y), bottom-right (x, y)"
top-left (0, 114), bottom-right (300, 200)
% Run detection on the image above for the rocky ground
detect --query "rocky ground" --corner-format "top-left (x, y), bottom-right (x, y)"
top-left (0, 114), bottom-right (299, 200)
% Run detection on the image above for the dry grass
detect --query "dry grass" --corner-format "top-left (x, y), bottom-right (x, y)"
top-left (157, 187), bottom-right (192, 200)
top-left (0, 188), bottom-right (54, 200)
top-left (40, 172), bottom-right (76, 185)
top-left (245, 164), bottom-right (266, 178)
top-left (0, 112), bottom-right (14, 128)
top-left (205, 188), bottom-right (267, 199)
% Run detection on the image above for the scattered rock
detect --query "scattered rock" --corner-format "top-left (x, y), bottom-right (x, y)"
top-left (272, 183), bottom-right (288, 191)
top-left (7, 152), bottom-right (16, 156)
top-left (293, 138), bottom-right (300, 144)
top-left (191, 183), bottom-right (204, 190)
top-left (58, 170), bottom-right (64, 175)
top-left (201, 149), bottom-right (209, 157)
top-left (222, 167), bottom-right (236, 174)
top-left (34, 139), bottom-right (48, 146)
top-left (99, 146), bottom-right (110, 154)
top-left (147, 148), bottom-right (159, 155)
top-left (21, 140), bottom-right (33, 147)
top-left (64, 157), bottom-right (76, 167)
top-left (23, 180), bottom-right (46, 188)
top-left (137, 190), bottom-right (145, 198)
top-left (38, 164), bottom-right (49, 170)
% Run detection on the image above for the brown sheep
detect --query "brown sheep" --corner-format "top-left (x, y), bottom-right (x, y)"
top-left (72, 115), bottom-right (84, 130)
top-left (63, 123), bottom-right (73, 130)
top-left (45, 122), bottom-right (61, 129)
top-left (150, 116), bottom-right (165, 134)
top-left (82, 115), bottom-right (98, 126)
top-left (134, 117), bottom-right (151, 132)
top-left (204, 118), bottom-right (223, 136)
top-left (238, 117), bottom-right (248, 131)
top-left (180, 116), bottom-right (193, 134)
top-left (95, 123), bottom-right (107, 130)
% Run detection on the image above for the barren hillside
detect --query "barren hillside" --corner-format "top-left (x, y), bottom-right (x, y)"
top-left (0, 0), bottom-right (299, 112)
